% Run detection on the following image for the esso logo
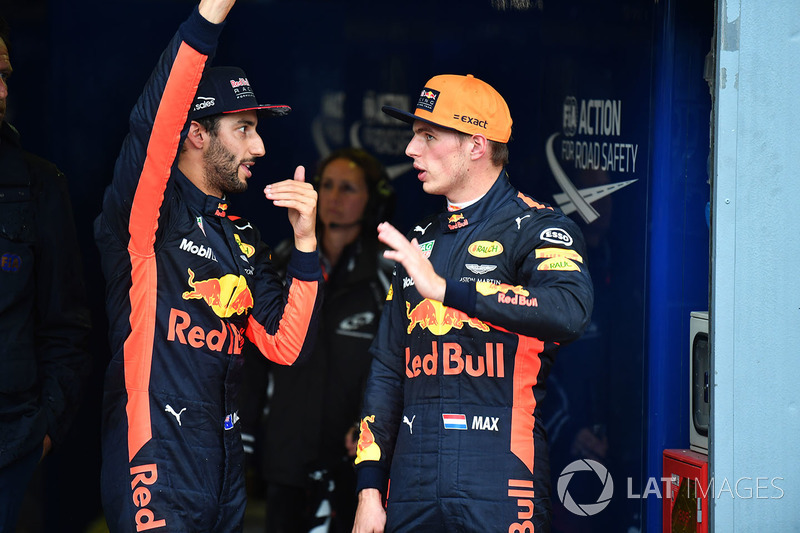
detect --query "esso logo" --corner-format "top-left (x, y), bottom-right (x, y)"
top-left (540, 228), bottom-right (573, 246)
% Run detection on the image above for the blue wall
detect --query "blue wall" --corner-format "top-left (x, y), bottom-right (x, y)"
top-left (711, 0), bottom-right (800, 529)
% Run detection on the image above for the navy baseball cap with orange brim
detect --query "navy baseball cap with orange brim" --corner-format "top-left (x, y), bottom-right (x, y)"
top-left (382, 74), bottom-right (512, 143)
top-left (190, 66), bottom-right (291, 120)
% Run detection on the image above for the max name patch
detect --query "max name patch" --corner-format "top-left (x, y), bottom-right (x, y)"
top-left (417, 88), bottom-right (440, 112)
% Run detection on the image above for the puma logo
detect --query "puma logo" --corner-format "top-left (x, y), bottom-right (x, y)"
top-left (414, 223), bottom-right (432, 235)
top-left (403, 415), bottom-right (416, 434)
top-left (515, 215), bottom-right (531, 230)
top-left (165, 404), bottom-right (187, 426)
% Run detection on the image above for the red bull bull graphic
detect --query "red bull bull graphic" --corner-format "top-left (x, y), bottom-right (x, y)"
top-left (406, 341), bottom-right (505, 379)
top-left (475, 282), bottom-right (538, 308)
top-left (447, 213), bottom-right (469, 230)
top-left (215, 202), bottom-right (228, 217)
top-left (182, 268), bottom-right (253, 318)
top-left (355, 415), bottom-right (381, 464)
top-left (417, 88), bottom-right (441, 112)
top-left (406, 299), bottom-right (489, 335)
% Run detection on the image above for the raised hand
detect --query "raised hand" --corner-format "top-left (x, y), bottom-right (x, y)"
top-left (198, 0), bottom-right (237, 24)
top-left (377, 221), bottom-right (446, 302)
top-left (264, 166), bottom-right (318, 252)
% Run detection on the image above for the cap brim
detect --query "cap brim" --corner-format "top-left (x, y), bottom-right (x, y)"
top-left (382, 105), bottom-right (457, 133)
top-left (223, 104), bottom-right (291, 117)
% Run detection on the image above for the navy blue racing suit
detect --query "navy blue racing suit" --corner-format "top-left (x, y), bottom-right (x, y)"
top-left (94, 8), bottom-right (322, 532)
top-left (354, 172), bottom-right (593, 532)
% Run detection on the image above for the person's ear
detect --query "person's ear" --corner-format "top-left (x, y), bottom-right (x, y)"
top-left (185, 121), bottom-right (207, 150)
top-left (469, 134), bottom-right (488, 161)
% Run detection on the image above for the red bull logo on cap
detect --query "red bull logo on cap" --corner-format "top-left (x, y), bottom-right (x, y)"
top-left (229, 77), bottom-right (251, 89)
top-left (406, 299), bottom-right (489, 335)
top-left (182, 268), bottom-right (254, 318)
top-left (417, 87), bottom-right (440, 112)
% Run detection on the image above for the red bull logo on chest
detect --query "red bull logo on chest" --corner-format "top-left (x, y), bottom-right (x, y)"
top-left (182, 268), bottom-right (253, 318)
top-left (406, 341), bottom-right (505, 379)
top-left (406, 299), bottom-right (489, 335)
top-left (167, 309), bottom-right (244, 355)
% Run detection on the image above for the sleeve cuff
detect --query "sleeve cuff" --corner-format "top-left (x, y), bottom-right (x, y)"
top-left (286, 247), bottom-right (322, 282)
top-left (442, 279), bottom-right (476, 316)
top-left (179, 5), bottom-right (226, 55)
top-left (355, 464), bottom-right (388, 494)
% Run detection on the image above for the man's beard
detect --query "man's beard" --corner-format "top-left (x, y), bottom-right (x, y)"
top-left (203, 135), bottom-right (248, 195)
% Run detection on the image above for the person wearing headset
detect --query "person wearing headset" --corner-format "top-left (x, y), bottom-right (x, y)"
top-left (241, 147), bottom-right (396, 533)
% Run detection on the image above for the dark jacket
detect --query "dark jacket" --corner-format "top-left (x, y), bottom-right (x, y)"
top-left (242, 234), bottom-right (392, 488)
top-left (0, 120), bottom-right (91, 469)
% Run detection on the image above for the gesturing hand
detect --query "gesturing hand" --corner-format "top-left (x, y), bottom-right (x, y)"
top-left (198, 0), bottom-right (236, 24)
top-left (377, 222), bottom-right (446, 302)
top-left (264, 166), bottom-right (318, 252)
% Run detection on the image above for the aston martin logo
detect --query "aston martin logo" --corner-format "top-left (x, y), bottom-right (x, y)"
top-left (465, 264), bottom-right (497, 275)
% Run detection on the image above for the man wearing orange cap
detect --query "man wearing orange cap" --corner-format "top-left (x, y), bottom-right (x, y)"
top-left (352, 74), bottom-right (594, 532)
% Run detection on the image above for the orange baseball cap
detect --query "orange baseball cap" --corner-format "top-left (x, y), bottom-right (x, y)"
top-left (382, 74), bottom-right (512, 143)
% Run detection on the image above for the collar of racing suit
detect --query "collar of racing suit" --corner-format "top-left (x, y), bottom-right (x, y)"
top-left (173, 169), bottom-right (230, 218)
top-left (437, 168), bottom-right (512, 233)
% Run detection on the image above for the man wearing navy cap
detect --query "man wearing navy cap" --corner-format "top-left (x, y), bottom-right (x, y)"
top-left (94, 0), bottom-right (322, 530)
top-left (352, 74), bottom-right (594, 532)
